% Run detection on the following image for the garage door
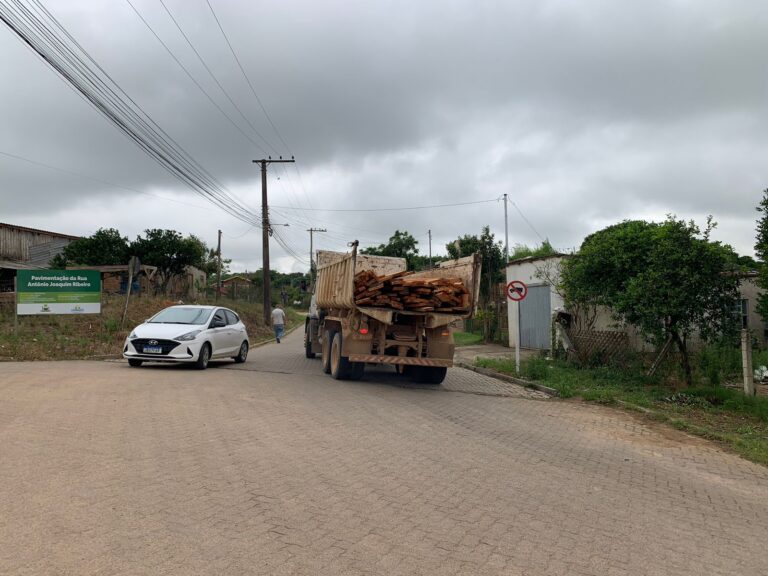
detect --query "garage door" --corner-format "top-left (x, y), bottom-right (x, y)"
top-left (519, 285), bottom-right (551, 349)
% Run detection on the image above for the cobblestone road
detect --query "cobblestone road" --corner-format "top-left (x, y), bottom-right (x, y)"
top-left (2, 329), bottom-right (768, 575)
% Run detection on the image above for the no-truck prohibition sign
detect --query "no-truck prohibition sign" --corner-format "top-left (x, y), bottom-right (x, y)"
top-left (506, 280), bottom-right (528, 302)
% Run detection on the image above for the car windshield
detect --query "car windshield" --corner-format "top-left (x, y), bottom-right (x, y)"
top-left (148, 307), bottom-right (212, 325)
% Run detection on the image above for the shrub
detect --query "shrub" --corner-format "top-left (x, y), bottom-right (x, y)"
top-left (523, 357), bottom-right (550, 381)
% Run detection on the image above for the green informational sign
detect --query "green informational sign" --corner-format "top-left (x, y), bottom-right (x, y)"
top-left (17, 270), bottom-right (101, 315)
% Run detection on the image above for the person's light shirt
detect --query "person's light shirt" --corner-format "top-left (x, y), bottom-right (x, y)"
top-left (271, 308), bottom-right (286, 325)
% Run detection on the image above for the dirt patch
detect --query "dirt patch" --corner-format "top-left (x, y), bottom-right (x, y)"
top-left (563, 397), bottom-right (713, 449)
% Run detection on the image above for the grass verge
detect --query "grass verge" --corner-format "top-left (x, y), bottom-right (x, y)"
top-left (453, 331), bottom-right (484, 347)
top-left (476, 356), bottom-right (768, 467)
top-left (0, 295), bottom-right (302, 361)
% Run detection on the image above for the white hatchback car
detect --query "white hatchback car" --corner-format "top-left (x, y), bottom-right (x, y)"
top-left (123, 305), bottom-right (249, 369)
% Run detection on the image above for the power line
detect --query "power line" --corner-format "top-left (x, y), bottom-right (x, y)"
top-left (123, 0), bottom-right (269, 156)
top-left (0, 149), bottom-right (209, 211)
top-left (269, 198), bottom-right (499, 212)
top-left (221, 224), bottom-right (260, 239)
top-left (157, 0), bottom-right (276, 155)
top-left (510, 200), bottom-right (545, 243)
top-left (203, 0), bottom-right (319, 221)
top-left (127, 0), bottom-right (312, 241)
top-left (205, 0), bottom-right (291, 154)
top-left (0, 0), bottom-right (262, 228)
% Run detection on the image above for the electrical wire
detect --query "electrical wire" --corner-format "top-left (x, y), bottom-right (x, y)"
top-left (204, 0), bottom-right (291, 154)
top-left (133, 1), bottom-right (312, 265)
top-left (157, 0), bottom-right (276, 155)
top-left (123, 0), bottom-right (268, 156)
top-left (510, 200), bottom-right (546, 243)
top-left (0, 149), bottom-right (210, 210)
top-left (204, 0), bottom-right (319, 218)
top-left (0, 0), bottom-right (262, 229)
top-left (269, 198), bottom-right (499, 212)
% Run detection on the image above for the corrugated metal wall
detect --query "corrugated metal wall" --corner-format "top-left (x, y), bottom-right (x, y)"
top-left (519, 285), bottom-right (551, 349)
top-left (0, 226), bottom-right (72, 262)
top-left (28, 239), bottom-right (72, 267)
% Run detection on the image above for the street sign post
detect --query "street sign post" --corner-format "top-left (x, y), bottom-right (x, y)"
top-left (506, 280), bottom-right (529, 374)
top-left (16, 270), bottom-right (101, 315)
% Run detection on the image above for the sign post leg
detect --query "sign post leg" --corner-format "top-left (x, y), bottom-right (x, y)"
top-left (121, 263), bottom-right (134, 331)
top-left (516, 300), bottom-right (521, 375)
top-left (13, 275), bottom-right (18, 335)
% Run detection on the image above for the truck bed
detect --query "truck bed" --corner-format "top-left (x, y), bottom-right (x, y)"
top-left (315, 248), bottom-right (481, 323)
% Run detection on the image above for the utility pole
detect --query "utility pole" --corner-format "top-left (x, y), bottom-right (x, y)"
top-left (253, 156), bottom-right (295, 325)
top-left (428, 229), bottom-right (432, 269)
top-left (307, 228), bottom-right (327, 279)
top-left (216, 229), bottom-right (222, 301)
top-left (503, 193), bottom-right (509, 263)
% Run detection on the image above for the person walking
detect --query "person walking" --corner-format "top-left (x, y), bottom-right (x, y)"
top-left (271, 305), bottom-right (286, 343)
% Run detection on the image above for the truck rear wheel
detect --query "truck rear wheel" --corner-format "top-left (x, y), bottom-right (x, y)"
top-left (349, 361), bottom-right (365, 381)
top-left (304, 320), bottom-right (315, 358)
top-left (321, 329), bottom-right (335, 374)
top-left (330, 332), bottom-right (352, 380)
top-left (412, 366), bottom-right (447, 385)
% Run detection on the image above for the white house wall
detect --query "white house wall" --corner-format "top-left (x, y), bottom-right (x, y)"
top-left (505, 257), bottom-right (565, 350)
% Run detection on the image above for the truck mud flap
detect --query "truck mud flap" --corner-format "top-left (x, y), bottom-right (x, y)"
top-left (348, 355), bottom-right (452, 367)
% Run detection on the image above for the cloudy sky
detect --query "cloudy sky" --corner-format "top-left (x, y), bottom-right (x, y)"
top-left (1, 0), bottom-right (766, 272)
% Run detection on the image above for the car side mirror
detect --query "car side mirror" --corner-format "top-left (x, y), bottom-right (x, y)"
top-left (212, 318), bottom-right (226, 328)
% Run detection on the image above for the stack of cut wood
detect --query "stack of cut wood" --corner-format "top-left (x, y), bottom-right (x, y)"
top-left (354, 270), bottom-right (470, 313)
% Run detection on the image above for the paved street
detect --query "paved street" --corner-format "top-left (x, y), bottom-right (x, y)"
top-left (2, 330), bottom-right (768, 575)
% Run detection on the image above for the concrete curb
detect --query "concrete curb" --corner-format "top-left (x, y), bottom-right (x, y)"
top-left (615, 399), bottom-right (654, 415)
top-left (456, 361), bottom-right (560, 397)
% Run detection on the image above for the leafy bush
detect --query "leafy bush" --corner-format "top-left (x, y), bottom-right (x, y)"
top-left (695, 344), bottom-right (742, 385)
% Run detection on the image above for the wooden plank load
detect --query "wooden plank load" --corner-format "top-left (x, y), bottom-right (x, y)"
top-left (353, 270), bottom-right (471, 313)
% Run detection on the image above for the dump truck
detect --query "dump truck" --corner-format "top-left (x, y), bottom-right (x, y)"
top-left (304, 241), bottom-right (481, 384)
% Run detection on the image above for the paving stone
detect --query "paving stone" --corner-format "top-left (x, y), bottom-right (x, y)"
top-left (1, 329), bottom-right (768, 574)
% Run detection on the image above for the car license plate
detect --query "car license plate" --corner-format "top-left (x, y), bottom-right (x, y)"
top-left (143, 346), bottom-right (162, 354)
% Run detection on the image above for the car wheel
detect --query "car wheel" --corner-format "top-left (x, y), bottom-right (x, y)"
top-left (330, 332), bottom-right (352, 380)
top-left (321, 329), bottom-right (335, 374)
top-left (128, 359), bottom-right (143, 367)
top-left (195, 343), bottom-right (211, 370)
top-left (233, 341), bottom-right (248, 363)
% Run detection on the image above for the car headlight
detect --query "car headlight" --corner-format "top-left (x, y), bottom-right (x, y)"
top-left (129, 331), bottom-right (137, 339)
top-left (176, 329), bottom-right (202, 341)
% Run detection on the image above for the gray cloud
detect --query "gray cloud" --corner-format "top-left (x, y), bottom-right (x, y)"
top-left (2, 0), bottom-right (767, 270)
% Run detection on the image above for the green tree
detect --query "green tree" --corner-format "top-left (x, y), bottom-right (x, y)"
top-left (131, 229), bottom-right (208, 295)
top-left (446, 226), bottom-right (504, 304)
top-left (755, 189), bottom-right (768, 319)
top-left (410, 254), bottom-right (449, 271)
top-left (561, 217), bottom-right (741, 385)
top-left (509, 239), bottom-right (558, 261)
top-left (50, 228), bottom-right (129, 267)
top-left (202, 247), bottom-right (231, 283)
top-left (361, 230), bottom-right (420, 270)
